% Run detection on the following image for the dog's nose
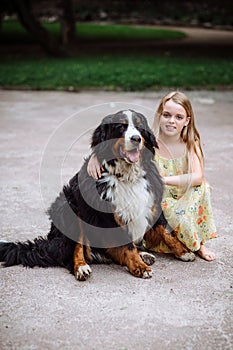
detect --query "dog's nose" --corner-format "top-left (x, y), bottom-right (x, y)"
top-left (130, 135), bottom-right (141, 144)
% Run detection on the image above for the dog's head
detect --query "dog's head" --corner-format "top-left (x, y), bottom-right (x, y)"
top-left (91, 110), bottom-right (158, 165)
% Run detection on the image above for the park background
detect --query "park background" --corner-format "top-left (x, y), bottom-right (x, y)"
top-left (0, 1), bottom-right (233, 350)
top-left (0, 0), bottom-right (232, 90)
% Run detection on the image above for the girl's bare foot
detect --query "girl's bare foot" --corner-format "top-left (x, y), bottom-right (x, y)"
top-left (198, 245), bottom-right (216, 261)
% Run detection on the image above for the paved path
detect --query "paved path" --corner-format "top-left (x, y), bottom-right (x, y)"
top-left (77, 25), bottom-right (233, 57)
top-left (0, 90), bottom-right (233, 350)
top-left (156, 25), bottom-right (233, 45)
top-left (146, 26), bottom-right (233, 57)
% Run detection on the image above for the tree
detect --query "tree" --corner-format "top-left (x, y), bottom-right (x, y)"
top-left (61, 0), bottom-right (76, 47)
top-left (2, 0), bottom-right (76, 56)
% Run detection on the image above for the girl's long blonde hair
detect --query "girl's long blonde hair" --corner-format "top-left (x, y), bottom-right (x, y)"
top-left (152, 91), bottom-right (204, 168)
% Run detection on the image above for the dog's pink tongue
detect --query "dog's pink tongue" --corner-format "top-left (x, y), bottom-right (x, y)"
top-left (126, 149), bottom-right (140, 163)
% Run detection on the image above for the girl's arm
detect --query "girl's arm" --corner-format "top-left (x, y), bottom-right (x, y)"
top-left (87, 154), bottom-right (102, 179)
top-left (163, 146), bottom-right (204, 187)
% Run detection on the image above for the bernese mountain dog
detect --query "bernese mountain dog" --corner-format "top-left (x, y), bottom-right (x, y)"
top-left (0, 109), bottom-right (195, 280)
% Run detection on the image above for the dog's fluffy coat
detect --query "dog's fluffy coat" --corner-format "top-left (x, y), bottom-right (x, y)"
top-left (0, 110), bottom-right (194, 280)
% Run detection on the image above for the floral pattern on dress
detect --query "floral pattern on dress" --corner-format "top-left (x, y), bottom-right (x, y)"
top-left (146, 151), bottom-right (217, 253)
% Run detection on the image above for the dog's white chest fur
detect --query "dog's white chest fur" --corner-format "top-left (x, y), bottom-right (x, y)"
top-left (100, 161), bottom-right (154, 242)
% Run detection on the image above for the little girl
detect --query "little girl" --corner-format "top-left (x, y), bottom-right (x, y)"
top-left (87, 91), bottom-right (217, 261)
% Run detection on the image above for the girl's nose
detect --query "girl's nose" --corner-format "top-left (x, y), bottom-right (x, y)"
top-left (169, 116), bottom-right (175, 123)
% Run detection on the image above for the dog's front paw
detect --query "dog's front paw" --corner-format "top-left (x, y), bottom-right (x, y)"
top-left (131, 264), bottom-right (153, 279)
top-left (142, 267), bottom-right (153, 279)
top-left (139, 251), bottom-right (156, 266)
top-left (177, 252), bottom-right (196, 262)
top-left (75, 264), bottom-right (92, 281)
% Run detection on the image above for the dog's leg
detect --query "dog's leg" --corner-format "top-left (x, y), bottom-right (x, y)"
top-left (73, 221), bottom-right (92, 281)
top-left (74, 243), bottom-right (92, 281)
top-left (144, 225), bottom-right (195, 262)
top-left (106, 243), bottom-right (152, 279)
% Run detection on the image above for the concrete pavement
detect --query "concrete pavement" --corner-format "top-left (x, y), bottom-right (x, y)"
top-left (0, 90), bottom-right (233, 350)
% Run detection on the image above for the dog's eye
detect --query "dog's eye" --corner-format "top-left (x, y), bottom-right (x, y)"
top-left (135, 121), bottom-right (144, 129)
top-left (117, 124), bottom-right (126, 133)
top-left (137, 122), bottom-right (144, 127)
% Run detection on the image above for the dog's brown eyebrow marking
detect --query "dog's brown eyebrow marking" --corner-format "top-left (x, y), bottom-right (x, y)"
top-left (120, 118), bottom-right (128, 124)
top-left (134, 116), bottom-right (142, 124)
top-left (112, 113), bottom-right (128, 124)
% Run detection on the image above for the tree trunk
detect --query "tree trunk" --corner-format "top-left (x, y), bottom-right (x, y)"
top-left (61, 0), bottom-right (76, 47)
top-left (12, 0), bottom-right (68, 56)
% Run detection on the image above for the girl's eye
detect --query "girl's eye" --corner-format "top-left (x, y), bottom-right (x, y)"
top-left (162, 113), bottom-right (170, 118)
top-left (176, 115), bottom-right (184, 120)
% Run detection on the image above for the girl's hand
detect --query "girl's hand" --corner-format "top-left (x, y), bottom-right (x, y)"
top-left (162, 177), bottom-right (167, 185)
top-left (87, 154), bottom-right (102, 179)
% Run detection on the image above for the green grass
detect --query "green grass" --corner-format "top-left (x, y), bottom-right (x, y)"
top-left (0, 20), bottom-right (186, 44)
top-left (0, 56), bottom-right (232, 90)
top-left (0, 20), bottom-right (232, 90)
top-left (73, 23), bottom-right (186, 41)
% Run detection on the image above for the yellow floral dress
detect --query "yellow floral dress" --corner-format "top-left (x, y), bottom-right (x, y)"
top-left (148, 151), bottom-right (217, 253)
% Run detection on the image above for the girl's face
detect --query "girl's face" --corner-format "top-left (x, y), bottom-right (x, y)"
top-left (159, 99), bottom-right (190, 138)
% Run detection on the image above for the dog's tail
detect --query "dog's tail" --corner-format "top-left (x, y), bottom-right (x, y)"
top-left (0, 239), bottom-right (51, 268)
top-left (0, 228), bottom-right (75, 270)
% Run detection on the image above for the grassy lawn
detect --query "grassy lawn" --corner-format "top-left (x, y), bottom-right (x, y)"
top-left (0, 21), bottom-right (186, 44)
top-left (0, 21), bottom-right (232, 90)
top-left (1, 56), bottom-right (232, 91)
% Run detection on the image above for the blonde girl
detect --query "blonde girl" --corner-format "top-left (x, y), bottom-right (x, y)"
top-left (88, 91), bottom-right (217, 261)
top-left (150, 91), bottom-right (217, 260)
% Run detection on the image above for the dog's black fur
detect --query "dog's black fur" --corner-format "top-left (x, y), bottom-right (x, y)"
top-left (1, 110), bottom-right (191, 279)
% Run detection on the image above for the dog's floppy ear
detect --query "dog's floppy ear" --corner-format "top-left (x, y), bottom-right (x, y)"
top-left (145, 129), bottom-right (158, 152)
top-left (91, 115), bottom-right (112, 148)
top-left (91, 123), bottom-right (107, 148)
top-left (141, 117), bottom-right (158, 157)
top-left (91, 115), bottom-right (114, 161)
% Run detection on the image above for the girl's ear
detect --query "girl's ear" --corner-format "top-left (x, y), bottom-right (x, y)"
top-left (184, 117), bottom-right (190, 127)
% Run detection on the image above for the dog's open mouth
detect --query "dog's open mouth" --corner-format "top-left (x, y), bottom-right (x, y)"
top-left (120, 146), bottom-right (140, 163)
